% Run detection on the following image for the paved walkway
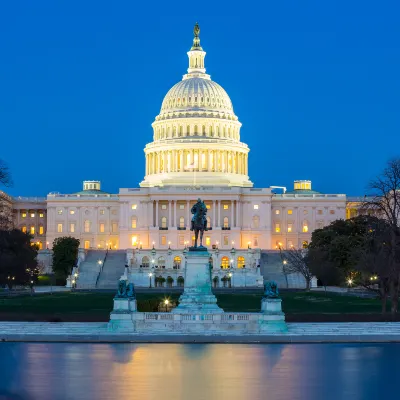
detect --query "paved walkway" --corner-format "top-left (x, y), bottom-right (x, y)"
top-left (1, 322), bottom-right (400, 343)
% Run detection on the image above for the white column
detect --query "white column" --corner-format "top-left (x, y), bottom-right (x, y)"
top-left (231, 200), bottom-right (234, 227)
top-left (173, 201), bottom-right (177, 227)
top-left (186, 200), bottom-right (190, 228)
top-left (155, 201), bottom-right (159, 228)
top-left (218, 201), bottom-right (221, 227)
top-left (212, 200), bottom-right (216, 227)
top-left (180, 151), bottom-right (184, 172)
top-left (236, 200), bottom-right (240, 228)
top-left (168, 200), bottom-right (172, 227)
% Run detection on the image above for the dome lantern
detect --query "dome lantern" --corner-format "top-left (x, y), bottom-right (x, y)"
top-left (186, 22), bottom-right (207, 76)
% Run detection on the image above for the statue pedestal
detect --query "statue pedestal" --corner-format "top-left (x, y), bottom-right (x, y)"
top-left (173, 250), bottom-right (223, 313)
top-left (108, 298), bottom-right (137, 332)
top-left (259, 298), bottom-right (287, 333)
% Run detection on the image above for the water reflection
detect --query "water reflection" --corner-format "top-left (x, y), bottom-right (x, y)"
top-left (0, 343), bottom-right (398, 400)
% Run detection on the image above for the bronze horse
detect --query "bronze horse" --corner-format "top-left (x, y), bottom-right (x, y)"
top-left (190, 198), bottom-right (207, 248)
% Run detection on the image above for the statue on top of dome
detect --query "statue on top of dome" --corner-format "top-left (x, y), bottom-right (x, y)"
top-left (194, 22), bottom-right (200, 38)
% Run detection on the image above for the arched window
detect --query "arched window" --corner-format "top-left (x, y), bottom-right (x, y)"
top-left (221, 256), bottom-right (230, 269)
top-left (173, 256), bottom-right (181, 269)
top-left (161, 217), bottom-right (167, 228)
top-left (252, 215), bottom-right (260, 229)
top-left (21, 226), bottom-right (27, 233)
top-left (237, 256), bottom-right (245, 268)
top-left (179, 216), bottom-right (185, 228)
top-left (131, 216), bottom-right (137, 229)
top-left (84, 220), bottom-right (90, 233)
top-left (302, 220), bottom-right (309, 233)
top-left (157, 256), bottom-right (165, 268)
top-left (206, 216), bottom-right (211, 228)
top-left (223, 217), bottom-right (229, 228)
top-left (142, 256), bottom-right (149, 268)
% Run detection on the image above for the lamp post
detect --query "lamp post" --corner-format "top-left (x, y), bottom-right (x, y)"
top-left (228, 272), bottom-right (232, 288)
top-left (164, 298), bottom-right (169, 312)
top-left (148, 272), bottom-right (153, 288)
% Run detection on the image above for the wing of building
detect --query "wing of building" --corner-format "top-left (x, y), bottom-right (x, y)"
top-left (7, 25), bottom-right (356, 288)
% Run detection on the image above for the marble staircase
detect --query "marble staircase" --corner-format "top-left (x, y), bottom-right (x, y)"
top-left (76, 250), bottom-right (107, 289)
top-left (96, 250), bottom-right (126, 289)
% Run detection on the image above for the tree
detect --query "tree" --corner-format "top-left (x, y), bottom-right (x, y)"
top-left (0, 159), bottom-right (13, 230)
top-left (282, 248), bottom-right (313, 291)
top-left (52, 237), bottom-right (80, 284)
top-left (0, 229), bottom-right (39, 288)
top-left (361, 159), bottom-right (400, 315)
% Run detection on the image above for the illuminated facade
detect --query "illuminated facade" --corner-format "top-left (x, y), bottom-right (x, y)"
top-left (5, 25), bottom-right (356, 287)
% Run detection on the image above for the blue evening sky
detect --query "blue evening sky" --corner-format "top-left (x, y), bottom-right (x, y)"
top-left (1, 0), bottom-right (399, 196)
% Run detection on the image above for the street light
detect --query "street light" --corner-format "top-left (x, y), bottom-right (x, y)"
top-left (247, 241), bottom-right (251, 249)
top-left (228, 272), bottom-right (232, 288)
top-left (148, 272), bottom-right (153, 288)
top-left (164, 298), bottom-right (169, 312)
top-left (347, 278), bottom-right (353, 286)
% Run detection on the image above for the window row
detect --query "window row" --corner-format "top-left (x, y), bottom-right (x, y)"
top-left (56, 209), bottom-right (117, 216)
top-left (21, 212), bottom-right (45, 218)
top-left (274, 221), bottom-right (309, 233)
top-left (56, 221), bottom-right (119, 233)
top-left (21, 226), bottom-right (45, 235)
top-left (274, 209), bottom-right (336, 215)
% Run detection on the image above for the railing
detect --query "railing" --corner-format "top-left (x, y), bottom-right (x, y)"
top-left (95, 250), bottom-right (109, 288)
top-left (138, 312), bottom-right (260, 324)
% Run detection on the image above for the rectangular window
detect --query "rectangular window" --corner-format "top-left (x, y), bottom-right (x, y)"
top-left (100, 223), bottom-right (105, 233)
top-left (84, 221), bottom-right (90, 233)
top-left (39, 226), bottom-right (44, 235)
top-left (303, 224), bottom-right (309, 233)
top-left (111, 210), bottom-right (117, 215)
top-left (70, 223), bottom-right (75, 233)
top-left (275, 223), bottom-right (281, 233)
top-left (161, 204), bottom-right (167, 210)
top-left (179, 236), bottom-right (185, 245)
top-left (30, 213), bottom-right (35, 218)
top-left (205, 236), bottom-right (211, 246)
top-left (287, 209), bottom-right (293, 215)
top-left (275, 210), bottom-right (280, 215)
top-left (330, 210), bottom-right (335, 215)
top-left (223, 204), bottom-right (229, 210)
top-left (22, 213), bottom-right (26, 218)
top-left (57, 223), bottom-right (63, 233)
top-left (317, 221), bottom-right (324, 229)
top-left (317, 210), bottom-right (323, 215)
top-left (287, 223), bottom-right (293, 233)
top-left (58, 210), bottom-right (63, 215)
top-left (254, 204), bottom-right (259, 210)
top-left (223, 236), bottom-right (229, 246)
top-left (132, 219), bottom-right (137, 228)
top-left (39, 213), bottom-right (44, 218)
top-left (84, 240), bottom-right (90, 249)
top-left (179, 204), bottom-right (185, 209)
top-left (161, 236), bottom-right (167, 245)
top-left (100, 209), bottom-right (105, 215)
top-left (30, 226), bottom-right (35, 235)
top-left (253, 237), bottom-right (258, 247)
top-left (112, 223), bottom-right (118, 233)
top-left (206, 205), bottom-right (210, 209)
top-left (70, 210), bottom-right (75, 215)
top-left (22, 226), bottom-right (27, 233)
top-left (131, 236), bottom-right (138, 246)
top-left (131, 204), bottom-right (137, 210)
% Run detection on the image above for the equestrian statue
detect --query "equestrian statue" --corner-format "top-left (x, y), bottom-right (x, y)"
top-left (190, 198), bottom-right (208, 249)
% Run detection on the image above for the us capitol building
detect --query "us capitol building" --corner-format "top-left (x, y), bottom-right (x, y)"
top-left (6, 25), bottom-right (352, 288)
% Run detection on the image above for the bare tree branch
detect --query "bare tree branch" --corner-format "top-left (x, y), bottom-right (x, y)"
top-left (282, 248), bottom-right (313, 290)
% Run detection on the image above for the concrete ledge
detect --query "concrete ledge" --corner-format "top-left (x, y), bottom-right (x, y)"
top-left (2, 322), bottom-right (400, 343)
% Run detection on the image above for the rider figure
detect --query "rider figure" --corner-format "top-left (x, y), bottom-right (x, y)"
top-left (190, 198), bottom-right (207, 231)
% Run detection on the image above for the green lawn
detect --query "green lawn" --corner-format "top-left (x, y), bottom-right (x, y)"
top-left (0, 291), bottom-right (386, 322)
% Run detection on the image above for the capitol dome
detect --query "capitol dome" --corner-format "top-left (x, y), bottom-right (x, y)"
top-left (140, 24), bottom-right (252, 188)
top-left (160, 77), bottom-right (235, 116)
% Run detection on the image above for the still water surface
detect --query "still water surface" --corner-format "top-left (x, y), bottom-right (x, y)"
top-left (0, 342), bottom-right (399, 400)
